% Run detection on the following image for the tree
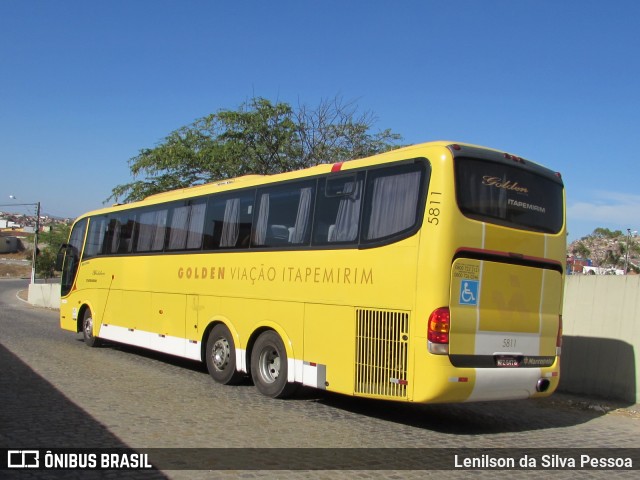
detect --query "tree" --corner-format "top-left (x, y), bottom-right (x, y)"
top-left (35, 248), bottom-right (58, 281)
top-left (571, 241), bottom-right (590, 259)
top-left (35, 223), bottom-right (70, 281)
top-left (109, 96), bottom-right (403, 203)
top-left (592, 227), bottom-right (623, 239)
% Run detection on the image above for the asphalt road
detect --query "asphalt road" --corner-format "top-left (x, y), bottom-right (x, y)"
top-left (0, 278), bottom-right (638, 479)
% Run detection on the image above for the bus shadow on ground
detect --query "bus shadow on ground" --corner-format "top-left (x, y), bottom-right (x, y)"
top-left (74, 338), bottom-right (634, 437)
top-left (0, 343), bottom-right (168, 479)
top-left (87, 338), bottom-right (209, 374)
top-left (308, 389), bottom-right (613, 435)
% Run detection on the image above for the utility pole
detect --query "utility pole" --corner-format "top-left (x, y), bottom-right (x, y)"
top-left (31, 201), bottom-right (41, 284)
top-left (624, 228), bottom-right (631, 274)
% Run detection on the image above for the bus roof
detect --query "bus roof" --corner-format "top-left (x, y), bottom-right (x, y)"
top-left (75, 140), bottom-right (551, 219)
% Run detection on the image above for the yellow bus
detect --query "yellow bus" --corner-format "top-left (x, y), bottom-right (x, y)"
top-left (58, 141), bottom-right (565, 403)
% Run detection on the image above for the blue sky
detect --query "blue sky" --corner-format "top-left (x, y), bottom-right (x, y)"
top-left (1, 0), bottom-right (638, 241)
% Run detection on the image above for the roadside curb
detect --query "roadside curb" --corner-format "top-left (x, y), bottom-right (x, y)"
top-left (16, 288), bottom-right (30, 304)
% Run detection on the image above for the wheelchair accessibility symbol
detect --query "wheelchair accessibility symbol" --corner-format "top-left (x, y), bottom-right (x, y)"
top-left (459, 280), bottom-right (479, 306)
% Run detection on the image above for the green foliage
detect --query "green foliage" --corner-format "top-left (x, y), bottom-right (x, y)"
top-left (571, 241), bottom-right (590, 259)
top-left (35, 248), bottom-right (57, 280)
top-left (590, 227), bottom-right (623, 239)
top-left (109, 96), bottom-right (403, 203)
top-left (38, 223), bottom-right (70, 250)
top-left (35, 223), bottom-right (71, 280)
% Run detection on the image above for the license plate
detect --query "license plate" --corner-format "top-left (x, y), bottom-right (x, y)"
top-left (496, 356), bottom-right (521, 367)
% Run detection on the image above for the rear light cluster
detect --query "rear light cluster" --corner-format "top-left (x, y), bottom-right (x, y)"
top-left (428, 307), bottom-right (450, 355)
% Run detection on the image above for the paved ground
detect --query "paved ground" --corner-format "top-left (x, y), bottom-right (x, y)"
top-left (0, 279), bottom-right (638, 479)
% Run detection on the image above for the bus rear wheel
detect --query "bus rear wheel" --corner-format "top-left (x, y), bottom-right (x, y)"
top-left (82, 309), bottom-right (101, 348)
top-left (250, 330), bottom-right (298, 398)
top-left (206, 324), bottom-right (244, 385)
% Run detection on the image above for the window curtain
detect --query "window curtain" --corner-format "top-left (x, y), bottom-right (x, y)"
top-left (290, 187), bottom-right (313, 244)
top-left (137, 211), bottom-right (159, 251)
top-left (151, 210), bottom-right (168, 251)
top-left (366, 171), bottom-right (421, 240)
top-left (110, 220), bottom-right (121, 253)
top-left (331, 181), bottom-right (362, 242)
top-left (186, 202), bottom-right (206, 249)
top-left (253, 194), bottom-right (270, 245)
top-left (220, 198), bottom-right (241, 247)
top-left (137, 212), bottom-right (153, 251)
top-left (168, 205), bottom-right (190, 250)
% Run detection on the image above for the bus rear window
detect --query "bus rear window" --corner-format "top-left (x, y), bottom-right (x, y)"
top-left (455, 158), bottom-right (563, 234)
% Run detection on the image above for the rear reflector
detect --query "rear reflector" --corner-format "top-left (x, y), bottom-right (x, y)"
top-left (390, 378), bottom-right (408, 385)
top-left (449, 377), bottom-right (469, 383)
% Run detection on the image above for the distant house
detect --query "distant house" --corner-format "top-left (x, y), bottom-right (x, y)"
top-left (566, 256), bottom-right (591, 275)
top-left (582, 266), bottom-right (625, 275)
top-left (0, 219), bottom-right (21, 229)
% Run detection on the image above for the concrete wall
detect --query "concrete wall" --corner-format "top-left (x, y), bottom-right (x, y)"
top-left (561, 275), bottom-right (640, 404)
top-left (28, 283), bottom-right (61, 309)
top-left (0, 236), bottom-right (19, 253)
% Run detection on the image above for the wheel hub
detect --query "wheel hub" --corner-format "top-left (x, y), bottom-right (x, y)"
top-left (84, 316), bottom-right (93, 338)
top-left (259, 349), bottom-right (280, 383)
top-left (212, 338), bottom-right (230, 370)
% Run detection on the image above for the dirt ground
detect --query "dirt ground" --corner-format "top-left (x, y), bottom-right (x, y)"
top-left (0, 252), bottom-right (31, 278)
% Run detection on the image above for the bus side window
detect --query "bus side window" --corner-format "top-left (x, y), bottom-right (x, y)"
top-left (102, 212), bottom-right (138, 255)
top-left (204, 191), bottom-right (255, 250)
top-left (118, 215), bottom-right (137, 254)
top-left (312, 174), bottom-right (363, 245)
top-left (362, 165), bottom-right (424, 242)
top-left (252, 181), bottom-right (315, 248)
top-left (83, 216), bottom-right (107, 259)
top-left (103, 217), bottom-right (121, 254)
top-left (167, 200), bottom-right (207, 251)
top-left (136, 208), bottom-right (168, 253)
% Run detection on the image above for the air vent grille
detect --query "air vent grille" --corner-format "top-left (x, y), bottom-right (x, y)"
top-left (355, 309), bottom-right (409, 398)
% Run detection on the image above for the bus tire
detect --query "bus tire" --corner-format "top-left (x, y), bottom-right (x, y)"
top-left (82, 309), bottom-right (101, 348)
top-left (206, 324), bottom-right (244, 385)
top-left (250, 330), bottom-right (298, 399)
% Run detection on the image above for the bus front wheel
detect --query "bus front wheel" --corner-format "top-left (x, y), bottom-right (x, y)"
top-left (250, 330), bottom-right (298, 399)
top-left (206, 324), bottom-right (244, 385)
top-left (82, 309), bottom-right (101, 348)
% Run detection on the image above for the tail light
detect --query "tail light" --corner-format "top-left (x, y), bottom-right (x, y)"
top-left (556, 315), bottom-right (563, 355)
top-left (428, 307), bottom-right (450, 355)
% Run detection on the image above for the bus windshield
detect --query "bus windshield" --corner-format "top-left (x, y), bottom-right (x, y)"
top-left (454, 157), bottom-right (564, 233)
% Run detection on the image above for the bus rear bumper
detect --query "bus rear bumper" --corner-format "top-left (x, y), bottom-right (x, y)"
top-left (462, 367), bottom-right (558, 402)
top-left (411, 356), bottom-right (560, 404)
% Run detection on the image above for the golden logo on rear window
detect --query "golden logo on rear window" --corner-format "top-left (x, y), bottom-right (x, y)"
top-left (481, 176), bottom-right (528, 194)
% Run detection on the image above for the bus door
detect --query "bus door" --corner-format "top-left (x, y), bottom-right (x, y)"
top-left (58, 218), bottom-right (88, 298)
